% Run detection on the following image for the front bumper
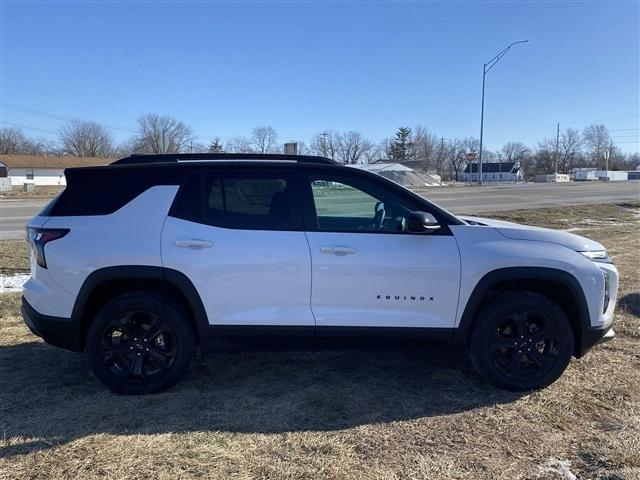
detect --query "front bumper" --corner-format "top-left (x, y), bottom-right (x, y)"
top-left (21, 296), bottom-right (84, 351)
top-left (576, 324), bottom-right (615, 358)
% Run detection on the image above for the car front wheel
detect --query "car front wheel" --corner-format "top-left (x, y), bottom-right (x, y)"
top-left (470, 291), bottom-right (574, 391)
top-left (86, 292), bottom-right (195, 395)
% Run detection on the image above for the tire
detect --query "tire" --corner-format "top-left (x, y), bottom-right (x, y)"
top-left (86, 292), bottom-right (195, 395)
top-left (469, 291), bottom-right (574, 391)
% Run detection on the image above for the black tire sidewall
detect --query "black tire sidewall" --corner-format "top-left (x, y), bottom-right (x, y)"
top-left (86, 292), bottom-right (195, 395)
top-left (470, 291), bottom-right (574, 391)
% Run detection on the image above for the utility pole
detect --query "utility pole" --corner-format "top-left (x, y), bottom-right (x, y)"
top-left (320, 131), bottom-right (329, 158)
top-left (554, 122), bottom-right (560, 174)
top-left (161, 128), bottom-right (167, 154)
top-left (439, 137), bottom-right (445, 182)
top-left (606, 139), bottom-right (613, 171)
top-left (478, 40), bottom-right (529, 186)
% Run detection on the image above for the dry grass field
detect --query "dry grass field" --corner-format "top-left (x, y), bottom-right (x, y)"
top-left (0, 240), bottom-right (29, 275)
top-left (0, 203), bottom-right (638, 479)
top-left (0, 185), bottom-right (63, 200)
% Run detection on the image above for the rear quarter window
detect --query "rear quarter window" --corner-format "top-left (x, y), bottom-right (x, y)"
top-left (45, 168), bottom-right (184, 216)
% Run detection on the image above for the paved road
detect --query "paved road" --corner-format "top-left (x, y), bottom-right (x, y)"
top-left (1, 181), bottom-right (638, 240)
top-left (1, 199), bottom-right (51, 240)
top-left (414, 181), bottom-right (639, 215)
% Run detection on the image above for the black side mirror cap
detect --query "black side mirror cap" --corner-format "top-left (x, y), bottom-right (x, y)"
top-left (407, 211), bottom-right (441, 233)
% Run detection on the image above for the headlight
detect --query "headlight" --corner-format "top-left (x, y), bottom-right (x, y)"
top-left (579, 250), bottom-right (612, 263)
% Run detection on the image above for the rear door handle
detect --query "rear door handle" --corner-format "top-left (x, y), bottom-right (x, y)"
top-left (320, 246), bottom-right (357, 256)
top-left (175, 239), bottom-right (213, 249)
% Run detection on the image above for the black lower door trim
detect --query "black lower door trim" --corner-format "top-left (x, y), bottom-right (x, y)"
top-left (199, 325), bottom-right (454, 351)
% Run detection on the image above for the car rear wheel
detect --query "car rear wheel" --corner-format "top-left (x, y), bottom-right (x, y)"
top-left (470, 291), bottom-right (574, 391)
top-left (86, 292), bottom-right (195, 395)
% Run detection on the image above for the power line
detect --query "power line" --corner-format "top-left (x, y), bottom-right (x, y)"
top-left (561, 114), bottom-right (639, 126)
top-left (0, 102), bottom-right (138, 133)
top-left (1, 102), bottom-right (212, 143)
top-left (0, 121), bottom-right (65, 146)
top-left (0, 121), bottom-right (59, 136)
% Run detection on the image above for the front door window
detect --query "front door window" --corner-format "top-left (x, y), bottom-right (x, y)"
top-left (308, 176), bottom-right (413, 233)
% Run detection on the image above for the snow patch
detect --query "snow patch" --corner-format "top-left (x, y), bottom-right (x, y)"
top-left (538, 458), bottom-right (577, 480)
top-left (0, 274), bottom-right (30, 293)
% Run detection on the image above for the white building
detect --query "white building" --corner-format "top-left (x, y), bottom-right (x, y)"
top-left (463, 162), bottom-right (523, 183)
top-left (0, 155), bottom-right (112, 187)
top-left (534, 173), bottom-right (570, 183)
top-left (574, 169), bottom-right (628, 181)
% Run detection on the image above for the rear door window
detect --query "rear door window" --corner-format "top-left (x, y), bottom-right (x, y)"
top-left (170, 171), bottom-right (301, 231)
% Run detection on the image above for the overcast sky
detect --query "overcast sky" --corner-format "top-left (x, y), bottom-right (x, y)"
top-left (1, 1), bottom-right (638, 152)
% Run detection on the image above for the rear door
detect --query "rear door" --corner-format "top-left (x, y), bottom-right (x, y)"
top-left (302, 170), bottom-right (461, 331)
top-left (161, 168), bottom-right (315, 329)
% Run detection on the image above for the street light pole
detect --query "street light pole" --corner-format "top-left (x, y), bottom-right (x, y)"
top-left (478, 40), bottom-right (529, 185)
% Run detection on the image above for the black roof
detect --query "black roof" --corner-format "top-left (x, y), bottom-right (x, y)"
top-left (111, 153), bottom-right (337, 166)
top-left (464, 162), bottom-right (519, 173)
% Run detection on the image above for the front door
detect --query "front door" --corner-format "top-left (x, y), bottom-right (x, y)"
top-left (302, 172), bottom-right (461, 330)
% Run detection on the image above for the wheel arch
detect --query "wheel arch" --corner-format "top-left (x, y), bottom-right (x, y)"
top-left (71, 266), bottom-right (209, 350)
top-left (453, 267), bottom-right (590, 357)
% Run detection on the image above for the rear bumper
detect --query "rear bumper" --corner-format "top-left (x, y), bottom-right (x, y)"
top-left (21, 296), bottom-right (84, 352)
top-left (576, 324), bottom-right (615, 358)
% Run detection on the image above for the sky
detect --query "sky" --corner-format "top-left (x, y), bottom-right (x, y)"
top-left (1, 0), bottom-right (638, 153)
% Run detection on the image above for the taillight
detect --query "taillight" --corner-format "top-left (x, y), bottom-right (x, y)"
top-left (26, 227), bottom-right (69, 269)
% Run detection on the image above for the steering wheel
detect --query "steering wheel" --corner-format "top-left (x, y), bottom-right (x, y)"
top-left (373, 203), bottom-right (386, 230)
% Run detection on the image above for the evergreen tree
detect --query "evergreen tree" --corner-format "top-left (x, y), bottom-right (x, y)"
top-left (389, 127), bottom-right (412, 161)
top-left (208, 137), bottom-right (224, 153)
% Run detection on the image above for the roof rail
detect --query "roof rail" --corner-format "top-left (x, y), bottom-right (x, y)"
top-left (111, 153), bottom-right (337, 166)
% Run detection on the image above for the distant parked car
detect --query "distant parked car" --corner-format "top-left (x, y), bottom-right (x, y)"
top-left (22, 153), bottom-right (617, 394)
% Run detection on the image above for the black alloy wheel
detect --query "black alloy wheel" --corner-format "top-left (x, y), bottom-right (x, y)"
top-left (87, 292), bottom-right (195, 395)
top-left (489, 310), bottom-right (562, 382)
top-left (470, 291), bottom-right (574, 391)
top-left (100, 310), bottom-right (177, 381)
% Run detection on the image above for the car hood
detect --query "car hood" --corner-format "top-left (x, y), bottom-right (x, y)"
top-left (458, 215), bottom-right (605, 252)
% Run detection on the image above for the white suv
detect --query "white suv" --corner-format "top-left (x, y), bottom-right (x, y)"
top-left (22, 154), bottom-right (618, 394)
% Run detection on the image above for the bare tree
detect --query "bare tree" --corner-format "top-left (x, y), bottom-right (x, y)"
top-left (0, 127), bottom-right (26, 154)
top-left (251, 126), bottom-right (278, 153)
top-left (335, 131), bottom-right (374, 164)
top-left (582, 124), bottom-right (610, 168)
top-left (135, 114), bottom-right (193, 154)
top-left (500, 141), bottom-right (530, 162)
top-left (533, 138), bottom-right (557, 175)
top-left (295, 141), bottom-right (308, 155)
top-left (0, 127), bottom-right (53, 155)
top-left (445, 139), bottom-right (466, 182)
top-left (310, 130), bottom-right (339, 159)
top-left (112, 137), bottom-right (139, 157)
top-left (445, 137), bottom-right (480, 182)
top-left (226, 137), bottom-right (254, 153)
top-left (411, 126), bottom-right (439, 170)
top-left (59, 120), bottom-right (113, 157)
top-left (627, 152), bottom-right (640, 169)
top-left (363, 143), bottom-right (383, 164)
top-left (558, 128), bottom-right (582, 173)
top-left (606, 144), bottom-right (628, 170)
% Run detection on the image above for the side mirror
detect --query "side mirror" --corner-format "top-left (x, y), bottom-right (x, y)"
top-left (407, 211), bottom-right (441, 233)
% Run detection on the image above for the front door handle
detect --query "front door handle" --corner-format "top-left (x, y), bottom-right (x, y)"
top-left (175, 239), bottom-right (213, 249)
top-left (319, 246), bottom-right (357, 256)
